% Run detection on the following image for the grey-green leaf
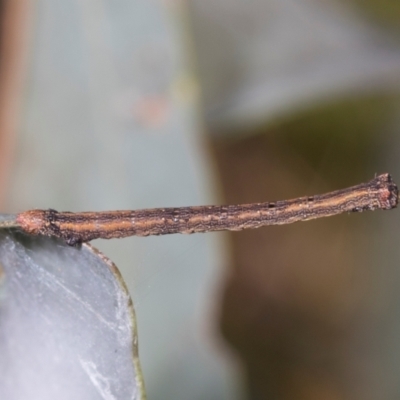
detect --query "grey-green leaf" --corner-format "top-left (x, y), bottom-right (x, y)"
top-left (0, 227), bottom-right (145, 400)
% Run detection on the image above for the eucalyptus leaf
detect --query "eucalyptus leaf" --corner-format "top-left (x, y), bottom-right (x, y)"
top-left (0, 224), bottom-right (145, 400)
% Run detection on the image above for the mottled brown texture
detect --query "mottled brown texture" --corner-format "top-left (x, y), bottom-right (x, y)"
top-left (16, 173), bottom-right (398, 245)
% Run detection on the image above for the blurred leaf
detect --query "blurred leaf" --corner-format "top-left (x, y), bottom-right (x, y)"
top-left (0, 222), bottom-right (145, 400)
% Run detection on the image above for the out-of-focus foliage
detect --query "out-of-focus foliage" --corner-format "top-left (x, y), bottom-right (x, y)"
top-left (348, 0), bottom-right (400, 28)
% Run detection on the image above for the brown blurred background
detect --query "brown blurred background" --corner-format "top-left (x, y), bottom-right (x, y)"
top-left (211, 97), bottom-right (399, 399)
top-left (190, 1), bottom-right (400, 398)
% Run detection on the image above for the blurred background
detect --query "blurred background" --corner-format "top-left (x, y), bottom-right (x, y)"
top-left (1, 0), bottom-right (400, 399)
